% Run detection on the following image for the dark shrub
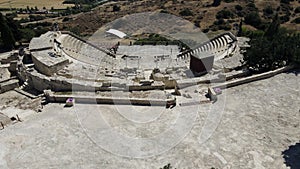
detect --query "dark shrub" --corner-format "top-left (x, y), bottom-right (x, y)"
top-left (292, 17), bottom-right (300, 24)
top-left (179, 8), bottom-right (193, 16)
top-left (244, 12), bottom-right (262, 28)
top-left (235, 5), bottom-right (243, 11)
top-left (216, 9), bottom-right (234, 19)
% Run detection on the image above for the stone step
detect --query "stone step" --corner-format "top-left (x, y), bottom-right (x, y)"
top-left (0, 79), bottom-right (19, 94)
top-left (14, 88), bottom-right (40, 99)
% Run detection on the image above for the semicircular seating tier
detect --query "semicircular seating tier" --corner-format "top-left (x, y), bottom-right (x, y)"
top-left (58, 33), bottom-right (116, 67)
top-left (177, 32), bottom-right (237, 61)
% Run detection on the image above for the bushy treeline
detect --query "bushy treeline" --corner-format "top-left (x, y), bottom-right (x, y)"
top-left (0, 13), bottom-right (50, 51)
top-left (209, 0), bottom-right (298, 32)
top-left (0, 13), bottom-right (15, 50)
top-left (243, 15), bottom-right (300, 73)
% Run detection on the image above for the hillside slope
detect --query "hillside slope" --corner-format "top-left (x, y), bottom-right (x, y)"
top-left (61, 0), bottom-right (300, 37)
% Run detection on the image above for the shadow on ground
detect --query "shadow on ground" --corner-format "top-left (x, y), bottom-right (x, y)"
top-left (282, 142), bottom-right (300, 169)
top-left (286, 68), bottom-right (300, 76)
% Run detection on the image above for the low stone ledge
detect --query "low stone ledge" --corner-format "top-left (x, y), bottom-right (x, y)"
top-left (44, 90), bottom-right (175, 106)
top-left (0, 79), bottom-right (19, 94)
top-left (213, 66), bottom-right (294, 90)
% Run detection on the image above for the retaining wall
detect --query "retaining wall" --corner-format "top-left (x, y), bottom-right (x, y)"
top-left (0, 78), bottom-right (19, 93)
top-left (212, 66), bottom-right (294, 89)
top-left (44, 90), bottom-right (175, 106)
top-left (22, 67), bottom-right (167, 92)
top-left (31, 53), bottom-right (69, 76)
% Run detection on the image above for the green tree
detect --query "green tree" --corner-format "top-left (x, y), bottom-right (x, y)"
top-left (263, 6), bottom-right (274, 16)
top-left (288, 34), bottom-right (300, 64)
top-left (292, 17), bottom-right (300, 24)
top-left (294, 7), bottom-right (300, 13)
top-left (216, 9), bottom-right (234, 19)
top-left (264, 14), bottom-right (280, 39)
top-left (112, 5), bottom-right (120, 12)
top-left (0, 13), bottom-right (15, 50)
top-left (237, 20), bottom-right (243, 37)
top-left (235, 5), bottom-right (243, 11)
top-left (244, 11), bottom-right (261, 28)
top-left (212, 0), bottom-right (221, 7)
top-left (179, 8), bottom-right (193, 16)
top-left (242, 25), bottom-right (300, 73)
top-left (6, 14), bottom-right (21, 41)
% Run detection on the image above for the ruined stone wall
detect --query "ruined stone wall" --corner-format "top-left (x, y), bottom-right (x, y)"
top-left (31, 54), bottom-right (69, 76)
top-left (45, 90), bottom-right (175, 106)
top-left (23, 68), bottom-right (168, 92)
top-left (212, 66), bottom-right (294, 89)
top-left (0, 78), bottom-right (19, 94)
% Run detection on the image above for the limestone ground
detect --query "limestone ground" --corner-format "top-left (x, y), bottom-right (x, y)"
top-left (0, 72), bottom-right (299, 169)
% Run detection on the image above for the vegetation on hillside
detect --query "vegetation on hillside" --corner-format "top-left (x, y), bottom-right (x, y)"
top-left (1, 0), bottom-right (300, 74)
top-left (0, 13), bottom-right (15, 50)
top-left (0, 0), bottom-right (108, 50)
top-left (242, 14), bottom-right (300, 73)
top-left (63, 0), bottom-right (300, 37)
top-left (0, 13), bottom-right (50, 51)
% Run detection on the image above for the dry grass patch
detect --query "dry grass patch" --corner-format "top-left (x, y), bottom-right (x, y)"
top-left (0, 0), bottom-right (73, 9)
